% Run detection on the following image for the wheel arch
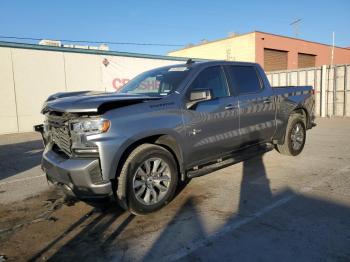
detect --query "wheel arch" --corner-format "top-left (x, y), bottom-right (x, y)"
top-left (274, 106), bottom-right (308, 145)
top-left (112, 133), bottom-right (184, 209)
top-left (292, 107), bottom-right (308, 126)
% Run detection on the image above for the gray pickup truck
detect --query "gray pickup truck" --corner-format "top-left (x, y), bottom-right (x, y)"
top-left (36, 60), bottom-right (315, 214)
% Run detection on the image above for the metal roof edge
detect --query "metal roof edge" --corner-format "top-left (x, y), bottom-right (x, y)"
top-left (168, 32), bottom-right (255, 54)
top-left (254, 31), bottom-right (350, 51)
top-left (0, 41), bottom-right (202, 61)
top-left (170, 30), bottom-right (350, 54)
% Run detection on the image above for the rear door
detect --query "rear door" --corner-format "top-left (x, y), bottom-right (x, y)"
top-left (225, 65), bottom-right (275, 145)
top-left (182, 66), bottom-right (240, 166)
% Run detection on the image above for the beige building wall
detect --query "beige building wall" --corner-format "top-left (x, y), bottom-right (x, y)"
top-left (0, 48), bottom-right (18, 134)
top-left (168, 33), bottom-right (256, 62)
top-left (11, 48), bottom-right (67, 132)
top-left (64, 53), bottom-right (104, 92)
top-left (169, 31), bottom-right (350, 71)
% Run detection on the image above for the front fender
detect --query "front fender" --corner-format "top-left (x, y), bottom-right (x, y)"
top-left (99, 129), bottom-right (185, 209)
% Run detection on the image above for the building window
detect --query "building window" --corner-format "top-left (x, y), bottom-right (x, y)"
top-left (298, 53), bottom-right (316, 68)
top-left (264, 48), bottom-right (288, 72)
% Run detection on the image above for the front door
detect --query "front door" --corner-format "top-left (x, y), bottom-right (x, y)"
top-left (182, 66), bottom-right (240, 167)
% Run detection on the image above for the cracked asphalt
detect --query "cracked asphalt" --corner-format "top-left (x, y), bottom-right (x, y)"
top-left (0, 118), bottom-right (350, 261)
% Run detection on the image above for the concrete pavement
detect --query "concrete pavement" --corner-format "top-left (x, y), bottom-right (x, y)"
top-left (0, 132), bottom-right (48, 203)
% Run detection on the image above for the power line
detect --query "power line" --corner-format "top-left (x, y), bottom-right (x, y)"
top-left (0, 35), bottom-right (184, 47)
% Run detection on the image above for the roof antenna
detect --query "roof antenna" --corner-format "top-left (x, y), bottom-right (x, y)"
top-left (186, 58), bottom-right (194, 65)
top-left (290, 19), bottom-right (302, 38)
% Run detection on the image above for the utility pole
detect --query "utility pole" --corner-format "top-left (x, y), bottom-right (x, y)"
top-left (331, 32), bottom-right (335, 68)
top-left (327, 32), bottom-right (336, 117)
top-left (290, 19), bottom-right (302, 38)
top-left (331, 32), bottom-right (336, 117)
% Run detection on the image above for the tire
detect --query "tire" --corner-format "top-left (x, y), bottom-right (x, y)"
top-left (276, 114), bottom-right (306, 156)
top-left (119, 143), bottom-right (178, 215)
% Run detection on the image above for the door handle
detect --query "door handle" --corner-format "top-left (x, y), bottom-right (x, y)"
top-left (190, 128), bottom-right (202, 135)
top-left (224, 104), bottom-right (238, 110)
top-left (263, 99), bottom-right (272, 104)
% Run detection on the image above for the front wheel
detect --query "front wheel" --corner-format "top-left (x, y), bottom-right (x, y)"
top-left (276, 114), bottom-right (306, 156)
top-left (120, 143), bottom-right (178, 215)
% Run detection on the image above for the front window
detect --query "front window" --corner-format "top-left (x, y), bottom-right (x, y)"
top-left (118, 66), bottom-right (191, 96)
top-left (189, 66), bottom-right (229, 98)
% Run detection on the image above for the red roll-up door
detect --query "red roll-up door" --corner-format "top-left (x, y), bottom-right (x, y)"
top-left (264, 48), bottom-right (288, 72)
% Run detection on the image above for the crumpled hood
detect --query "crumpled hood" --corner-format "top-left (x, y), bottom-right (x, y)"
top-left (42, 91), bottom-right (161, 114)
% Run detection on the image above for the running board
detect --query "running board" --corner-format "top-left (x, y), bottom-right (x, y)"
top-left (187, 144), bottom-right (273, 179)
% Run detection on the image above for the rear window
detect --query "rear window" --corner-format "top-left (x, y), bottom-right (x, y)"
top-left (226, 66), bottom-right (262, 95)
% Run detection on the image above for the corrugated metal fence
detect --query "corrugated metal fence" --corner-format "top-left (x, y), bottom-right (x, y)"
top-left (266, 64), bottom-right (350, 117)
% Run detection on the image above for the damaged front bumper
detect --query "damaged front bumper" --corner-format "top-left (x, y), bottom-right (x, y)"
top-left (35, 123), bottom-right (113, 201)
top-left (42, 148), bottom-right (112, 200)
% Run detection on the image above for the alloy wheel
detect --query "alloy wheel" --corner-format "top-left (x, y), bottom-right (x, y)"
top-left (132, 157), bottom-right (171, 205)
top-left (290, 123), bottom-right (305, 151)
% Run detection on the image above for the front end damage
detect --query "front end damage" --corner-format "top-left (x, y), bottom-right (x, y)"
top-left (34, 91), bottom-right (161, 203)
top-left (35, 111), bottom-right (113, 201)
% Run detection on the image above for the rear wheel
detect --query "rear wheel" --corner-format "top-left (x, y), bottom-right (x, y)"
top-left (276, 114), bottom-right (306, 156)
top-left (120, 144), bottom-right (178, 215)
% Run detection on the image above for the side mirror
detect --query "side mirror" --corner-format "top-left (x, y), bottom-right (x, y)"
top-left (190, 89), bottom-right (212, 101)
top-left (187, 89), bottom-right (212, 109)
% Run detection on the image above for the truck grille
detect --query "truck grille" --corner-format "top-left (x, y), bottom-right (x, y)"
top-left (47, 114), bottom-right (72, 156)
top-left (52, 126), bottom-right (72, 155)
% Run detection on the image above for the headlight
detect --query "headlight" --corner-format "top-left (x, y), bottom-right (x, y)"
top-left (71, 118), bottom-right (110, 135)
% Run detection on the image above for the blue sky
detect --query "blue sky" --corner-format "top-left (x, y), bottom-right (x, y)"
top-left (0, 0), bottom-right (349, 55)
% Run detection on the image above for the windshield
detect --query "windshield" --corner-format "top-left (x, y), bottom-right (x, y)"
top-left (118, 66), bottom-right (191, 96)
